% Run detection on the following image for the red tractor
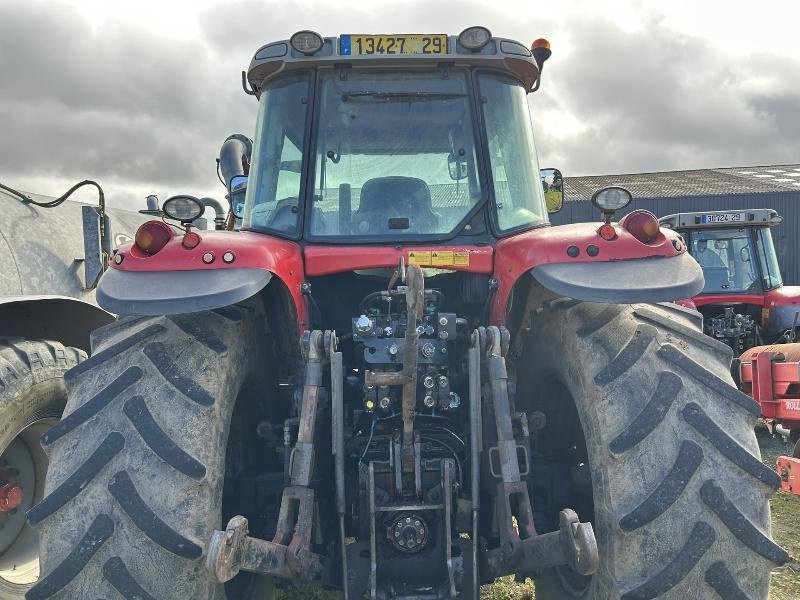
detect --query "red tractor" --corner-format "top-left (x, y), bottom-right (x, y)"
top-left (659, 209), bottom-right (800, 355)
top-left (29, 29), bottom-right (786, 600)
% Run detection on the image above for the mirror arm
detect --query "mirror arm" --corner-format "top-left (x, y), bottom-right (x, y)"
top-left (242, 71), bottom-right (257, 96)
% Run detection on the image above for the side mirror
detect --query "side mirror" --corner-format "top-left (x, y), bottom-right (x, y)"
top-left (448, 153), bottom-right (469, 180)
top-left (540, 167), bottom-right (564, 213)
top-left (228, 174), bottom-right (248, 219)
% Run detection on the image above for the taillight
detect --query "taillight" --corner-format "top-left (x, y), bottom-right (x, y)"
top-left (621, 210), bottom-right (660, 244)
top-left (598, 223), bottom-right (617, 241)
top-left (182, 230), bottom-right (202, 249)
top-left (135, 220), bottom-right (173, 255)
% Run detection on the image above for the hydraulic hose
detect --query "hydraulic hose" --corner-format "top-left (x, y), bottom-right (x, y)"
top-left (218, 134), bottom-right (253, 188)
top-left (1, 179), bottom-right (109, 254)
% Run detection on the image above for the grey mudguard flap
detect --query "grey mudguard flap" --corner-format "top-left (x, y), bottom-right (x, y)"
top-left (531, 252), bottom-right (704, 304)
top-left (97, 267), bottom-right (272, 315)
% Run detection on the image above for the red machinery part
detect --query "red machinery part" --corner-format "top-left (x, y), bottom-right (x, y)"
top-left (0, 481), bottom-right (23, 512)
top-left (777, 456), bottom-right (800, 496)
top-left (738, 344), bottom-right (800, 431)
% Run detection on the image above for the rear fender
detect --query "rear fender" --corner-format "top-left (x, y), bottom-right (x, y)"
top-left (763, 286), bottom-right (800, 336)
top-left (491, 222), bottom-right (703, 322)
top-left (0, 295), bottom-right (114, 353)
top-left (98, 231), bottom-right (307, 328)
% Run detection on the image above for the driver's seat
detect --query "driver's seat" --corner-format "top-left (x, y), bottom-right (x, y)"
top-left (354, 176), bottom-right (439, 234)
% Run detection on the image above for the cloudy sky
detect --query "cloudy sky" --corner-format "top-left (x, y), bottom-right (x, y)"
top-left (1, 0), bottom-right (798, 210)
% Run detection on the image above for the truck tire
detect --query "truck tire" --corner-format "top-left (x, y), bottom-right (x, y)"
top-left (524, 300), bottom-right (786, 600)
top-left (0, 338), bottom-right (85, 599)
top-left (28, 308), bottom-right (274, 600)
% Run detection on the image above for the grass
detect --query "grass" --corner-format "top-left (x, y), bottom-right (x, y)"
top-left (276, 432), bottom-right (800, 599)
top-left (759, 430), bottom-right (800, 600)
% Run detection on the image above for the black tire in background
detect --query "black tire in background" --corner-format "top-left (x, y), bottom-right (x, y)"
top-left (520, 300), bottom-right (787, 599)
top-left (29, 307), bottom-right (278, 600)
top-left (0, 338), bottom-right (84, 600)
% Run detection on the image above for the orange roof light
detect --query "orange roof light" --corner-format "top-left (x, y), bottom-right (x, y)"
top-left (532, 38), bottom-right (551, 51)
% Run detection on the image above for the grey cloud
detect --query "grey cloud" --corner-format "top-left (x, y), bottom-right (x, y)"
top-left (748, 93), bottom-right (800, 138)
top-left (1, 0), bottom-right (798, 211)
top-left (533, 15), bottom-right (800, 175)
top-left (0, 1), bottom-right (258, 208)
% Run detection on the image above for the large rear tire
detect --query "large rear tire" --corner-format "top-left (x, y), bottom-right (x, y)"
top-left (0, 338), bottom-right (84, 599)
top-left (28, 307), bottom-right (275, 600)
top-left (523, 300), bottom-right (786, 599)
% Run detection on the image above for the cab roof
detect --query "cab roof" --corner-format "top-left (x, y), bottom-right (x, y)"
top-left (659, 209), bottom-right (782, 230)
top-left (245, 32), bottom-right (540, 97)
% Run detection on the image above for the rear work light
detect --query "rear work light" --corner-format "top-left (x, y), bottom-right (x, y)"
top-left (459, 26), bottom-right (491, 51)
top-left (291, 30), bottom-right (324, 55)
top-left (621, 210), bottom-right (660, 244)
top-left (135, 220), bottom-right (174, 256)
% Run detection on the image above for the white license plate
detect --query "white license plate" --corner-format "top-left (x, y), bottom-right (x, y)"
top-left (701, 212), bottom-right (746, 224)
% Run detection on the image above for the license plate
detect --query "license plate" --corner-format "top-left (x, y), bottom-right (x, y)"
top-left (701, 212), bottom-right (746, 224)
top-left (340, 34), bottom-right (448, 56)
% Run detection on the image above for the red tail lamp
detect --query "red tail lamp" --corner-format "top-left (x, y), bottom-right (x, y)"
top-left (598, 223), bottom-right (617, 241)
top-left (135, 220), bottom-right (174, 255)
top-left (621, 210), bottom-right (660, 244)
top-left (182, 230), bottom-right (202, 249)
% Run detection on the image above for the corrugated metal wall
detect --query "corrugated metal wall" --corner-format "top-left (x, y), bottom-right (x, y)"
top-left (550, 191), bottom-right (800, 285)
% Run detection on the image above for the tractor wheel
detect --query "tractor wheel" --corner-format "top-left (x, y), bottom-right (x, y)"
top-left (29, 308), bottom-right (276, 600)
top-left (523, 300), bottom-right (786, 600)
top-left (0, 338), bottom-right (85, 599)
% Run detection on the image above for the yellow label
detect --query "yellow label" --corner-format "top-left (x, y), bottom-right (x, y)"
top-left (409, 250), bottom-right (470, 267)
top-left (408, 251), bottom-right (432, 266)
top-left (431, 251), bottom-right (454, 266)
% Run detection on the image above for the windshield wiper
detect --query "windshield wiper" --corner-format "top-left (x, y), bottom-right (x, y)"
top-left (342, 92), bottom-right (466, 102)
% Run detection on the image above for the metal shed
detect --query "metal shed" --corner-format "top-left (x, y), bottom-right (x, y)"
top-left (553, 164), bottom-right (800, 284)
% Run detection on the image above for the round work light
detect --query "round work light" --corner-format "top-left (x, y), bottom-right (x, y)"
top-left (459, 26), bottom-right (491, 51)
top-left (162, 195), bottom-right (205, 223)
top-left (290, 30), bottom-right (324, 55)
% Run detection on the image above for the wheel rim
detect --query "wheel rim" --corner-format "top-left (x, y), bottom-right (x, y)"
top-left (0, 419), bottom-right (55, 587)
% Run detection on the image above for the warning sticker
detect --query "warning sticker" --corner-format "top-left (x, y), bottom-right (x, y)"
top-left (408, 249), bottom-right (470, 267)
top-left (408, 251), bottom-right (432, 266)
top-left (453, 251), bottom-right (470, 266)
top-left (431, 251), bottom-right (454, 266)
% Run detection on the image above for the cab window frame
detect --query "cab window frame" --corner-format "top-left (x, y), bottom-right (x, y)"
top-left (302, 66), bottom-right (492, 244)
top-left (474, 68), bottom-right (551, 239)
top-left (684, 228), bottom-right (768, 295)
top-left (241, 70), bottom-right (316, 241)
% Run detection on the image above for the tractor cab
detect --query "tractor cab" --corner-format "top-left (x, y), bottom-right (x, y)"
top-left (660, 209), bottom-right (800, 352)
top-left (227, 28), bottom-right (560, 244)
